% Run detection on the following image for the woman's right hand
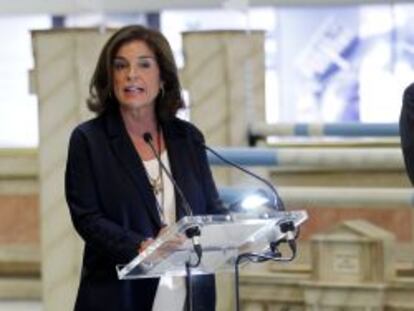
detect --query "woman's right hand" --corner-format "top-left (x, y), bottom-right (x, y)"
top-left (138, 238), bottom-right (154, 254)
top-left (137, 227), bottom-right (186, 255)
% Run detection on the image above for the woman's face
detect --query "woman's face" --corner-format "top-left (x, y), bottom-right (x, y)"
top-left (112, 40), bottom-right (161, 112)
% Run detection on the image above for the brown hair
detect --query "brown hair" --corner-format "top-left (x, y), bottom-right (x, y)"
top-left (87, 25), bottom-right (185, 120)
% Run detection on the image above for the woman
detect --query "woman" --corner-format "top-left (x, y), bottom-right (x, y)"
top-left (65, 25), bottom-right (224, 311)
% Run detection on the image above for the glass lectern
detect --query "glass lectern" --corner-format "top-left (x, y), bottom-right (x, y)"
top-left (116, 210), bottom-right (308, 280)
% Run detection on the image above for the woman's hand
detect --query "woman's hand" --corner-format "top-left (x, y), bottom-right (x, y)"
top-left (137, 226), bottom-right (186, 255)
top-left (138, 238), bottom-right (155, 254)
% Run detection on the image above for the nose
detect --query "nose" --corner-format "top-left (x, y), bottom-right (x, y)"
top-left (127, 65), bottom-right (139, 80)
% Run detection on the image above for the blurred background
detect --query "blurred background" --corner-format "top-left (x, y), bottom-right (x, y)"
top-left (1, 0), bottom-right (414, 310)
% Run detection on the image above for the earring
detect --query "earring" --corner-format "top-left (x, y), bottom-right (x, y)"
top-left (159, 84), bottom-right (165, 98)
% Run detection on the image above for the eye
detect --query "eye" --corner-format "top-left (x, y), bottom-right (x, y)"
top-left (113, 59), bottom-right (128, 70)
top-left (137, 59), bottom-right (152, 69)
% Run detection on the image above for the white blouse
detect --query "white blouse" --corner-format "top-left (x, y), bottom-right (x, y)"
top-left (143, 151), bottom-right (186, 311)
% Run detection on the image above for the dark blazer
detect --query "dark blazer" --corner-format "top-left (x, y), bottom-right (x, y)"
top-left (65, 108), bottom-right (224, 311)
top-left (401, 83), bottom-right (414, 185)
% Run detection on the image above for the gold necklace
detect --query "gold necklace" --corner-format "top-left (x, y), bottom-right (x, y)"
top-left (145, 126), bottom-right (165, 223)
top-left (149, 173), bottom-right (163, 195)
top-left (152, 126), bottom-right (163, 195)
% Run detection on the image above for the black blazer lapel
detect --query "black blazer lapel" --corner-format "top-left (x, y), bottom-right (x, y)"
top-left (105, 110), bottom-right (163, 228)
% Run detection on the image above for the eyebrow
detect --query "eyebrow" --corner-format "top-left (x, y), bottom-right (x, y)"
top-left (113, 56), bottom-right (155, 61)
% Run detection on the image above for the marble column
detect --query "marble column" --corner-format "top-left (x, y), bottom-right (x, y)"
top-left (31, 28), bottom-right (114, 311)
top-left (180, 30), bottom-right (266, 311)
top-left (181, 30), bottom-right (266, 186)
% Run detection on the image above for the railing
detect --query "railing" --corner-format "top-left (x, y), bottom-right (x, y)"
top-left (219, 187), bottom-right (414, 207)
top-left (251, 122), bottom-right (398, 137)
top-left (207, 147), bottom-right (404, 170)
top-left (248, 122), bottom-right (399, 145)
top-left (207, 146), bottom-right (411, 207)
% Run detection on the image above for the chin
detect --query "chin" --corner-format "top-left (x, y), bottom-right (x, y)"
top-left (120, 101), bottom-right (154, 110)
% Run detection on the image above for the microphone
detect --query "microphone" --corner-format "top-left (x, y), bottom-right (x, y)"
top-left (199, 142), bottom-right (299, 260)
top-left (200, 143), bottom-right (285, 211)
top-left (143, 132), bottom-right (202, 266)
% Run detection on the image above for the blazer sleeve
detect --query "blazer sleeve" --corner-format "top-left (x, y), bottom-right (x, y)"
top-left (188, 125), bottom-right (227, 215)
top-left (400, 83), bottom-right (414, 186)
top-left (65, 127), bottom-right (144, 264)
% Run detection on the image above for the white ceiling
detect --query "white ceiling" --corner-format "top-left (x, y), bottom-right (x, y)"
top-left (0, 0), bottom-right (406, 15)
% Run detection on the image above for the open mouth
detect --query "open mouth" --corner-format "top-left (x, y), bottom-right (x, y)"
top-left (124, 86), bottom-right (145, 94)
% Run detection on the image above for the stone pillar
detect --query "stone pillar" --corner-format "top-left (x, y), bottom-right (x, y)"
top-left (180, 30), bottom-right (266, 310)
top-left (180, 30), bottom-right (266, 185)
top-left (31, 28), bottom-right (114, 311)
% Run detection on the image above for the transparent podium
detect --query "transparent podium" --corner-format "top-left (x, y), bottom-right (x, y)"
top-left (116, 210), bottom-right (308, 280)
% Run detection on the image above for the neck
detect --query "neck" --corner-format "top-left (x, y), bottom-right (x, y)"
top-left (120, 106), bottom-right (158, 138)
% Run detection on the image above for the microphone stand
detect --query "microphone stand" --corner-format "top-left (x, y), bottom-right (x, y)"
top-left (184, 226), bottom-right (201, 311)
top-left (143, 132), bottom-right (202, 311)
